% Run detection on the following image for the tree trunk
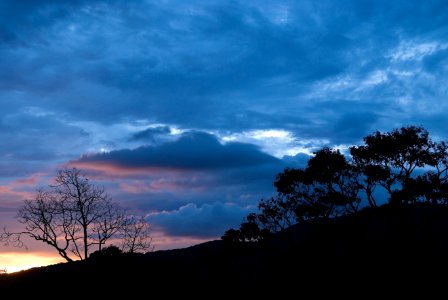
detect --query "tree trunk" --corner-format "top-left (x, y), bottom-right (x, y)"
top-left (60, 251), bottom-right (74, 262)
top-left (83, 225), bottom-right (88, 260)
top-left (366, 188), bottom-right (377, 207)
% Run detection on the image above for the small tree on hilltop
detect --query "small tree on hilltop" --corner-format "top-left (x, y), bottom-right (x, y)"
top-left (120, 215), bottom-right (153, 253)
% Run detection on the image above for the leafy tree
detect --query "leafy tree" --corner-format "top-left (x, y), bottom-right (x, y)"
top-left (274, 168), bottom-right (329, 221)
top-left (429, 141), bottom-right (448, 179)
top-left (351, 126), bottom-right (432, 200)
top-left (1, 168), bottom-right (152, 261)
top-left (227, 125), bottom-right (448, 243)
top-left (306, 147), bottom-right (361, 215)
top-left (222, 213), bottom-right (270, 243)
top-left (227, 147), bottom-right (361, 239)
top-left (394, 171), bottom-right (448, 205)
top-left (238, 213), bottom-right (263, 242)
top-left (426, 141), bottom-right (448, 203)
top-left (272, 147), bottom-right (360, 224)
top-left (350, 150), bottom-right (390, 208)
top-left (221, 228), bottom-right (241, 243)
top-left (256, 196), bottom-right (296, 232)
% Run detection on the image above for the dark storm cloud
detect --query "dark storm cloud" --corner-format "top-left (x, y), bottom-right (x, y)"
top-left (77, 131), bottom-right (280, 170)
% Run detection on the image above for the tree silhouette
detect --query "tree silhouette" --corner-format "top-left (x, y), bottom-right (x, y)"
top-left (257, 195), bottom-right (296, 232)
top-left (1, 168), bottom-right (152, 261)
top-left (225, 126), bottom-right (448, 241)
top-left (225, 147), bottom-right (361, 237)
top-left (272, 147), bottom-right (360, 224)
top-left (222, 213), bottom-right (270, 243)
top-left (89, 245), bottom-right (123, 260)
top-left (120, 216), bottom-right (153, 253)
top-left (351, 126), bottom-right (432, 200)
top-left (274, 168), bottom-right (329, 222)
top-left (306, 147), bottom-right (361, 215)
top-left (221, 228), bottom-right (241, 243)
top-left (350, 153), bottom-right (390, 208)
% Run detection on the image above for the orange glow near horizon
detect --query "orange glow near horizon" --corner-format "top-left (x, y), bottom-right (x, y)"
top-left (0, 235), bottom-right (216, 274)
top-left (0, 252), bottom-right (64, 273)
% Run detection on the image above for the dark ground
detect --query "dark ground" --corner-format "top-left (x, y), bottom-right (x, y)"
top-left (1, 204), bottom-right (448, 297)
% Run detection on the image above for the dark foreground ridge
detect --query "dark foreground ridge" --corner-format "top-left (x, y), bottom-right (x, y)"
top-left (1, 204), bottom-right (448, 295)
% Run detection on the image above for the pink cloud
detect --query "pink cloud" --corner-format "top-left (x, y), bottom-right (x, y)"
top-left (68, 161), bottom-right (185, 179)
top-left (0, 185), bottom-right (32, 202)
top-left (0, 173), bottom-right (47, 204)
top-left (151, 230), bottom-right (212, 251)
top-left (13, 173), bottom-right (43, 186)
top-left (67, 161), bottom-right (211, 195)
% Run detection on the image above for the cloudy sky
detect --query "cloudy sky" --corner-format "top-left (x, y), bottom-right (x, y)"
top-left (0, 0), bottom-right (447, 270)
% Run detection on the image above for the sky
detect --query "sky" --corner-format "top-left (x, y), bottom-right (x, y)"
top-left (0, 0), bottom-right (447, 271)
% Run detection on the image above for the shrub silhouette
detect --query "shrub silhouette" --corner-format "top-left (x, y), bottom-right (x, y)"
top-left (90, 245), bottom-right (123, 260)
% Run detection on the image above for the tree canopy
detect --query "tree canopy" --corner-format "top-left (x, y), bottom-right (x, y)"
top-left (223, 126), bottom-right (448, 243)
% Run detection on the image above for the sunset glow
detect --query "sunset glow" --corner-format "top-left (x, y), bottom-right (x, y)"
top-left (0, 252), bottom-right (63, 273)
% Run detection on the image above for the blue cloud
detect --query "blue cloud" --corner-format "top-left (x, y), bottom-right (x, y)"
top-left (1, 0), bottom-right (446, 137)
top-left (423, 49), bottom-right (448, 74)
top-left (149, 202), bottom-right (255, 238)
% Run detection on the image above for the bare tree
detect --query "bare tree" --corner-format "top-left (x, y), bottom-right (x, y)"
top-left (52, 168), bottom-right (110, 260)
top-left (91, 201), bottom-right (126, 252)
top-left (1, 168), bottom-right (152, 261)
top-left (121, 216), bottom-right (153, 253)
top-left (1, 190), bottom-right (76, 262)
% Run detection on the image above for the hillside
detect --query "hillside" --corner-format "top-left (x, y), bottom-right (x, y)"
top-left (2, 203), bottom-right (448, 296)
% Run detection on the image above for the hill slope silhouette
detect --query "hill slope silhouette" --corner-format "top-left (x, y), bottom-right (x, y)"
top-left (1, 203), bottom-right (448, 296)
